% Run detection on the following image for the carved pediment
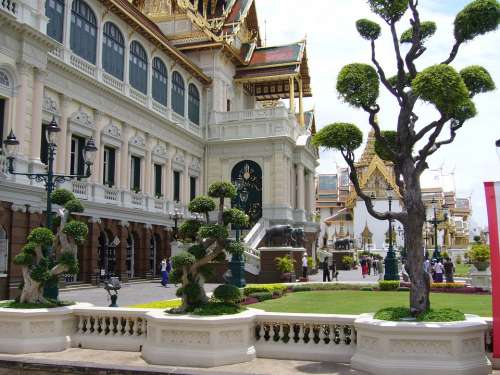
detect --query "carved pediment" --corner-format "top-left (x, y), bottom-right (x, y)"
top-left (173, 151), bottom-right (185, 165)
top-left (103, 123), bottom-right (121, 140)
top-left (129, 135), bottom-right (146, 148)
top-left (152, 144), bottom-right (168, 158)
top-left (190, 157), bottom-right (201, 171)
top-left (70, 110), bottom-right (95, 129)
top-left (42, 96), bottom-right (58, 114)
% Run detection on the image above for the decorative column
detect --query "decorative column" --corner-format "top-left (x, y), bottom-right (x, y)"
top-left (290, 163), bottom-right (295, 208)
top-left (165, 154), bottom-right (172, 201)
top-left (183, 156), bottom-right (189, 205)
top-left (118, 221), bottom-right (129, 282)
top-left (92, 110), bottom-right (105, 183)
top-left (14, 63), bottom-right (31, 157)
top-left (298, 77), bottom-right (304, 127)
top-left (30, 68), bottom-right (46, 162)
top-left (297, 164), bottom-right (305, 211)
top-left (120, 125), bottom-right (132, 190)
top-left (115, 142), bottom-right (122, 188)
top-left (288, 76), bottom-right (295, 115)
top-left (56, 95), bottom-right (71, 174)
top-left (86, 217), bottom-right (101, 285)
top-left (144, 134), bottom-right (153, 195)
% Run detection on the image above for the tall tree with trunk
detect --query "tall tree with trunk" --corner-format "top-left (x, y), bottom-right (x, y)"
top-left (170, 181), bottom-right (248, 312)
top-left (14, 189), bottom-right (88, 304)
top-left (313, 0), bottom-right (498, 315)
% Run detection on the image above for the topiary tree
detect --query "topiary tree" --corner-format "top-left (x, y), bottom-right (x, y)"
top-left (14, 188), bottom-right (88, 304)
top-left (171, 181), bottom-right (248, 312)
top-left (313, 0), bottom-right (498, 315)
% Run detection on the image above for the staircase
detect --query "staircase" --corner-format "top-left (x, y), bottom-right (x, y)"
top-left (242, 218), bottom-right (269, 275)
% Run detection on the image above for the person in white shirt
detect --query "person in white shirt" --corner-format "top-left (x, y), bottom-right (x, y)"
top-left (433, 260), bottom-right (444, 283)
top-left (302, 253), bottom-right (308, 279)
top-left (160, 258), bottom-right (168, 287)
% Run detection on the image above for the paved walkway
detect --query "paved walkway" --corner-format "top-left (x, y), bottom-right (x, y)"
top-left (309, 269), bottom-right (379, 283)
top-left (60, 281), bottom-right (219, 307)
top-left (0, 349), bottom-right (369, 375)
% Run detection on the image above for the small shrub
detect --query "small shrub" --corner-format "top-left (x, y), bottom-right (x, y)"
top-left (379, 280), bottom-right (400, 291)
top-left (275, 255), bottom-right (295, 273)
top-left (213, 284), bottom-right (242, 304)
top-left (374, 307), bottom-right (411, 321)
top-left (360, 287), bottom-right (373, 291)
top-left (249, 292), bottom-right (273, 302)
top-left (468, 243), bottom-right (490, 262)
top-left (342, 255), bottom-right (354, 268)
top-left (50, 189), bottom-right (75, 206)
top-left (291, 285), bottom-right (312, 293)
top-left (456, 255), bottom-right (462, 264)
top-left (243, 284), bottom-right (288, 296)
top-left (417, 308), bottom-right (465, 322)
top-left (431, 282), bottom-right (466, 289)
top-left (192, 302), bottom-right (244, 316)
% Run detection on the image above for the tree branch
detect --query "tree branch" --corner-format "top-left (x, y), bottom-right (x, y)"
top-left (389, 21), bottom-right (407, 96)
top-left (362, 105), bottom-right (400, 162)
top-left (413, 119), bottom-right (443, 145)
top-left (415, 118), bottom-right (447, 172)
top-left (405, 0), bottom-right (423, 79)
top-left (371, 40), bottom-right (401, 103)
top-left (420, 120), bottom-right (464, 160)
top-left (441, 41), bottom-right (462, 65)
top-left (342, 149), bottom-right (407, 224)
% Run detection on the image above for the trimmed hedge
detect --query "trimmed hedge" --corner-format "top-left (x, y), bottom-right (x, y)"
top-left (379, 280), bottom-right (400, 291)
top-left (248, 292), bottom-right (273, 302)
top-left (243, 284), bottom-right (288, 296)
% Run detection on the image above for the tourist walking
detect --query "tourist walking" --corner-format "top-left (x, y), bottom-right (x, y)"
top-left (433, 259), bottom-right (445, 283)
top-left (160, 258), bottom-right (168, 287)
top-left (377, 258), bottom-right (384, 280)
top-left (302, 253), bottom-right (308, 279)
top-left (372, 258), bottom-right (378, 275)
top-left (331, 261), bottom-right (339, 281)
top-left (322, 257), bottom-right (331, 282)
top-left (367, 256), bottom-right (372, 275)
top-left (444, 257), bottom-right (455, 283)
top-left (360, 256), bottom-right (368, 278)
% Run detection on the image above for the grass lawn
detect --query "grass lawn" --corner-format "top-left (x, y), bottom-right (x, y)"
top-left (455, 263), bottom-right (471, 277)
top-left (253, 290), bottom-right (492, 317)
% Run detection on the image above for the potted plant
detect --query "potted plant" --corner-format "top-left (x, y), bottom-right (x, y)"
top-left (275, 255), bottom-right (296, 282)
top-left (468, 243), bottom-right (490, 271)
top-left (342, 255), bottom-right (354, 270)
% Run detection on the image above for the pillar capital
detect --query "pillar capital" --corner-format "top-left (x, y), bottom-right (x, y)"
top-left (16, 62), bottom-right (32, 76)
top-left (11, 204), bottom-right (27, 213)
top-left (34, 68), bottom-right (48, 83)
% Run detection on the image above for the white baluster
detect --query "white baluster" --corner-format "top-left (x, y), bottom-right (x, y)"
top-left (124, 318), bottom-right (131, 336)
top-left (338, 324), bottom-right (346, 345)
top-left (77, 315), bottom-right (84, 334)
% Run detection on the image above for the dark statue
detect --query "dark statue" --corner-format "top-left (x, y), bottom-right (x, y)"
top-left (291, 228), bottom-right (305, 248)
top-left (334, 239), bottom-right (353, 250)
top-left (266, 225), bottom-right (293, 247)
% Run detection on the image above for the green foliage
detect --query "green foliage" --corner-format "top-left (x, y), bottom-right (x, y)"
top-left (451, 98), bottom-right (477, 123)
top-left (64, 199), bottom-right (84, 213)
top-left (0, 300), bottom-right (73, 309)
top-left (275, 255), bottom-right (295, 273)
top-left (243, 284), bottom-right (288, 296)
top-left (179, 219), bottom-right (201, 241)
top-left (417, 308), bottom-right (465, 322)
top-left (379, 280), bottom-right (400, 291)
top-left (368, 0), bottom-right (409, 23)
top-left (226, 241), bottom-right (245, 256)
top-left (355, 18), bottom-right (381, 40)
top-left (360, 287), bottom-right (374, 291)
top-left (454, 0), bottom-right (500, 42)
top-left (387, 72), bottom-right (411, 88)
top-left (177, 282), bottom-right (203, 306)
top-left (223, 208), bottom-right (249, 227)
top-left (30, 258), bottom-right (51, 282)
top-left (198, 224), bottom-right (228, 239)
top-left (188, 196), bottom-right (215, 214)
top-left (460, 65), bottom-right (496, 96)
top-left (198, 264), bottom-right (215, 280)
top-left (313, 123), bottom-right (363, 152)
top-left (172, 252), bottom-right (196, 269)
top-left (342, 255), bottom-right (354, 267)
top-left (208, 181), bottom-right (237, 199)
top-left (291, 285), bottom-right (312, 293)
top-left (412, 64), bottom-right (470, 115)
top-left (374, 306), bottom-right (411, 320)
top-left (337, 63), bottom-right (379, 108)
top-left (456, 255), bottom-right (463, 264)
top-left (13, 252), bottom-right (33, 266)
top-left (468, 243), bottom-right (490, 262)
top-left (187, 244), bottom-right (206, 260)
top-left (400, 21), bottom-right (436, 43)
top-left (169, 268), bottom-right (183, 284)
top-left (50, 189), bottom-right (75, 206)
top-left (191, 302), bottom-right (244, 316)
top-left (374, 130), bottom-right (398, 161)
top-left (27, 228), bottom-right (54, 247)
top-left (213, 284), bottom-right (242, 304)
top-left (58, 251), bottom-right (79, 275)
top-left (21, 242), bottom-right (36, 256)
top-left (62, 221), bottom-right (88, 244)
top-left (248, 291), bottom-right (273, 301)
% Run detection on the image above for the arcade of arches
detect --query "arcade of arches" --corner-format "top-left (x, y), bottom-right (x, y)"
top-left (0, 202), bottom-right (172, 299)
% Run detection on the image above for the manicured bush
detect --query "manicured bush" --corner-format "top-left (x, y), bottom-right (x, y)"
top-left (342, 255), bottom-right (354, 268)
top-left (313, 123), bottom-right (363, 152)
top-left (192, 302), bottom-right (244, 316)
top-left (243, 284), bottom-right (288, 296)
top-left (337, 63), bottom-right (379, 108)
top-left (248, 292), bottom-right (273, 302)
top-left (275, 255), bottom-right (295, 273)
top-left (213, 284), bottom-right (242, 304)
top-left (50, 189), bottom-right (75, 206)
top-left (360, 287), bottom-right (374, 291)
top-left (291, 285), bottom-right (312, 293)
top-left (356, 18), bottom-right (381, 40)
top-left (198, 224), bottom-right (228, 240)
top-left (374, 306), bottom-right (411, 321)
top-left (431, 282), bottom-right (466, 289)
top-left (379, 280), bottom-right (400, 291)
top-left (417, 308), bottom-right (465, 322)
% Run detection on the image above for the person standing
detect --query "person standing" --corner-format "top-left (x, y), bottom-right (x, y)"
top-left (372, 258), bottom-right (378, 276)
top-left (302, 253), bottom-right (308, 279)
top-left (367, 256), bottom-right (372, 276)
top-left (377, 258), bottom-right (384, 281)
top-left (360, 256), bottom-right (368, 278)
top-left (160, 258), bottom-right (168, 287)
top-left (444, 257), bottom-right (455, 283)
top-left (433, 259), bottom-right (445, 283)
top-left (322, 257), bottom-right (331, 282)
top-left (331, 261), bottom-right (339, 281)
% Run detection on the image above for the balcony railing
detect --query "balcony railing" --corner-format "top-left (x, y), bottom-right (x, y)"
top-left (70, 54), bottom-right (96, 78)
top-left (102, 72), bottom-right (124, 92)
top-left (0, 0), bottom-right (17, 17)
top-left (211, 107), bottom-right (289, 124)
top-left (72, 180), bottom-right (89, 200)
top-left (103, 186), bottom-right (120, 202)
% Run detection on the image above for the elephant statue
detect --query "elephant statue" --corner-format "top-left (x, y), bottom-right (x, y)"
top-left (266, 225), bottom-right (293, 247)
top-left (291, 228), bottom-right (305, 248)
top-left (335, 239), bottom-right (351, 250)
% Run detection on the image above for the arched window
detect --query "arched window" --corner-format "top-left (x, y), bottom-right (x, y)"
top-left (171, 71), bottom-right (185, 116)
top-left (70, 0), bottom-right (97, 64)
top-left (152, 57), bottom-right (167, 106)
top-left (45, 0), bottom-right (65, 42)
top-left (129, 41), bottom-right (148, 94)
top-left (188, 84), bottom-right (200, 125)
top-left (0, 71), bottom-right (9, 88)
top-left (102, 22), bottom-right (124, 80)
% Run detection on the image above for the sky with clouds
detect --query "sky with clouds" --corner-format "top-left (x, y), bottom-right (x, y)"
top-left (255, 0), bottom-right (500, 227)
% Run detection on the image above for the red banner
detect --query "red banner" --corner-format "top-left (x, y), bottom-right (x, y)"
top-left (485, 181), bottom-right (500, 358)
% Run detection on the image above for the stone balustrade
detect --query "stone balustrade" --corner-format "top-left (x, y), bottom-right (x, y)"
top-left (0, 0), bottom-right (17, 17)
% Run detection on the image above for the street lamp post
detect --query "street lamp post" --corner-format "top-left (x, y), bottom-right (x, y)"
top-left (3, 116), bottom-right (97, 299)
top-left (169, 208), bottom-right (183, 240)
top-left (426, 198), bottom-right (448, 261)
top-left (384, 187), bottom-right (399, 281)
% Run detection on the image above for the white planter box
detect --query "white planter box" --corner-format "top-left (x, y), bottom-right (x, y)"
top-left (470, 270), bottom-right (492, 292)
top-left (351, 313), bottom-right (491, 375)
top-left (0, 303), bottom-right (90, 354)
top-left (141, 309), bottom-right (257, 367)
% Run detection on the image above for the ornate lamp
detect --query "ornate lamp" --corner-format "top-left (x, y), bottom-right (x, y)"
top-left (3, 130), bottom-right (19, 158)
top-left (45, 116), bottom-right (61, 144)
top-left (83, 137), bottom-right (98, 165)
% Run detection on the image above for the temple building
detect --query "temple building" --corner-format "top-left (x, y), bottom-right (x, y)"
top-left (316, 130), bottom-right (472, 259)
top-left (0, 0), bottom-right (319, 299)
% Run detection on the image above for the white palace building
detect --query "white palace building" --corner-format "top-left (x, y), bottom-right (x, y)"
top-left (0, 0), bottom-right (319, 299)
